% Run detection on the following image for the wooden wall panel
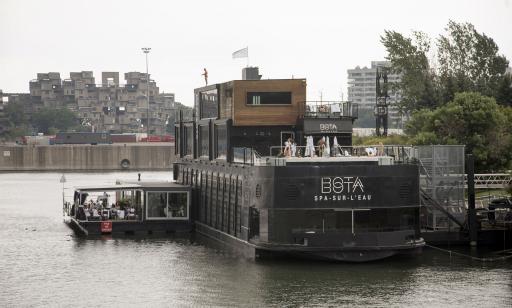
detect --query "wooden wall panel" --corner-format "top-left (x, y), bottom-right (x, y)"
top-left (232, 79), bottom-right (306, 126)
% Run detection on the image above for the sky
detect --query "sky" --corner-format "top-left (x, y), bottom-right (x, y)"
top-left (1, 0), bottom-right (511, 106)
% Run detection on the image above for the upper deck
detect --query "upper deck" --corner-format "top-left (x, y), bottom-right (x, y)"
top-left (175, 72), bottom-right (361, 163)
top-left (192, 79), bottom-right (358, 127)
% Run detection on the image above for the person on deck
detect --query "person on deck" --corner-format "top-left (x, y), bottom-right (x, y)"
top-left (284, 138), bottom-right (292, 157)
top-left (317, 137), bottom-right (325, 157)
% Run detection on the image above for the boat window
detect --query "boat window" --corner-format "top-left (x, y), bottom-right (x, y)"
top-left (199, 125), bottom-right (209, 158)
top-left (168, 192), bottom-right (188, 219)
top-left (184, 126), bottom-right (194, 156)
top-left (247, 92), bottom-right (292, 105)
top-left (354, 208), bottom-right (417, 232)
top-left (174, 126), bottom-right (180, 155)
top-left (147, 192), bottom-right (168, 218)
top-left (146, 191), bottom-right (189, 220)
top-left (270, 210), bottom-right (352, 243)
top-left (215, 124), bottom-right (227, 160)
top-left (200, 88), bottom-right (218, 119)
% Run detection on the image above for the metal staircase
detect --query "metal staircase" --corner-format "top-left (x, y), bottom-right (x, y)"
top-left (411, 145), bottom-right (466, 230)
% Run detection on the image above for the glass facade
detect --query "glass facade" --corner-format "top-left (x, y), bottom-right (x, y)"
top-left (146, 191), bottom-right (189, 220)
top-left (168, 192), bottom-right (188, 218)
top-left (184, 125), bottom-right (193, 156)
top-left (199, 125), bottom-right (209, 158)
top-left (270, 207), bottom-right (418, 243)
top-left (215, 124), bottom-right (227, 160)
top-left (200, 89), bottom-right (218, 119)
top-left (147, 192), bottom-right (167, 218)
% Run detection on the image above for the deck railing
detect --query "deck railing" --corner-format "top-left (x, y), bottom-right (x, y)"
top-left (232, 147), bottom-right (258, 165)
top-left (268, 144), bottom-right (411, 163)
top-left (299, 101), bottom-right (358, 119)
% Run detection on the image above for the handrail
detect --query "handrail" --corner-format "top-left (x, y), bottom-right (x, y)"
top-left (268, 144), bottom-right (411, 162)
top-left (299, 100), bottom-right (359, 119)
top-left (420, 188), bottom-right (464, 229)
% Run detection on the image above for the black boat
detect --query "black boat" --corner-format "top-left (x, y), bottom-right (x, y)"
top-left (173, 68), bottom-right (424, 262)
top-left (63, 182), bottom-right (193, 236)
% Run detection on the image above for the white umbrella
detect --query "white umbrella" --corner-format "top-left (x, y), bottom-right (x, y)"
top-left (324, 136), bottom-right (330, 157)
top-left (333, 136), bottom-right (339, 156)
top-left (305, 136), bottom-right (311, 157)
top-left (308, 136), bottom-right (315, 157)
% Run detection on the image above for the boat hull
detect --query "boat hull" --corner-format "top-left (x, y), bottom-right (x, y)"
top-left (65, 217), bottom-right (193, 236)
top-left (196, 222), bottom-right (424, 262)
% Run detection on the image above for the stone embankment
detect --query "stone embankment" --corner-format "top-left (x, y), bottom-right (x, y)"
top-left (0, 143), bottom-right (175, 171)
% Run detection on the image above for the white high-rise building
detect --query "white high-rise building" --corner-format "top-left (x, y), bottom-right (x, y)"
top-left (347, 61), bottom-right (402, 127)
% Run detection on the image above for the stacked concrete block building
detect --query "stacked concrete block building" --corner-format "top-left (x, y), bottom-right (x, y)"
top-left (26, 71), bottom-right (176, 135)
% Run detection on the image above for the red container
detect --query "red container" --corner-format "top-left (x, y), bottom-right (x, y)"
top-left (111, 134), bottom-right (137, 143)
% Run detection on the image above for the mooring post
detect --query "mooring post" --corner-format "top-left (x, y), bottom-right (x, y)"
top-left (467, 154), bottom-right (477, 246)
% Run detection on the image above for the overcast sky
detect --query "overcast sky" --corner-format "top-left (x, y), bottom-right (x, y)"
top-left (1, 0), bottom-right (511, 106)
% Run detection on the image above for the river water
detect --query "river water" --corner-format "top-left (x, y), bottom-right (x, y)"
top-left (0, 172), bottom-right (511, 307)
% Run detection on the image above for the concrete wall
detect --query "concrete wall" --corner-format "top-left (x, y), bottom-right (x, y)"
top-left (0, 144), bottom-right (175, 171)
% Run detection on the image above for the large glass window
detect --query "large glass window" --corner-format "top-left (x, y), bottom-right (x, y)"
top-left (147, 192), bottom-right (167, 218)
top-left (174, 127), bottom-right (180, 155)
top-left (146, 191), bottom-right (189, 220)
top-left (184, 126), bottom-right (193, 156)
top-left (247, 92), bottom-right (292, 105)
top-left (199, 125), bottom-right (209, 158)
top-left (169, 192), bottom-right (188, 218)
top-left (270, 208), bottom-right (417, 243)
top-left (215, 125), bottom-right (227, 160)
top-left (200, 89), bottom-right (218, 119)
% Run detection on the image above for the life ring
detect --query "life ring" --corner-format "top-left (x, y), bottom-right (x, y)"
top-left (120, 159), bottom-right (131, 169)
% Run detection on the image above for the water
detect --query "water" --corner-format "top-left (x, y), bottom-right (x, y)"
top-left (0, 172), bottom-right (511, 307)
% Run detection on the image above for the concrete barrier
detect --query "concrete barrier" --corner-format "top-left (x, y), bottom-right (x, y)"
top-left (0, 144), bottom-right (175, 171)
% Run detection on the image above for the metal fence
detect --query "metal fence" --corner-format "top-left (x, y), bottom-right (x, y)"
top-left (232, 147), bottom-right (256, 165)
top-left (411, 145), bottom-right (466, 230)
top-left (268, 144), bottom-right (411, 163)
top-left (299, 101), bottom-right (358, 118)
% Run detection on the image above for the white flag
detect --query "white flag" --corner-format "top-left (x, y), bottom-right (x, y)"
top-left (232, 47), bottom-right (248, 59)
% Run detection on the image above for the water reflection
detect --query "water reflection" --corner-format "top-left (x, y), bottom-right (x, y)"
top-left (0, 172), bottom-right (511, 307)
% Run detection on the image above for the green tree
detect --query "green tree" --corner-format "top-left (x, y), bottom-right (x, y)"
top-left (4, 101), bottom-right (27, 126)
top-left (32, 108), bottom-right (78, 134)
top-left (381, 30), bottom-right (438, 112)
top-left (437, 21), bottom-right (510, 103)
top-left (406, 92), bottom-right (512, 172)
top-left (381, 21), bottom-right (510, 111)
top-left (1, 102), bottom-right (29, 138)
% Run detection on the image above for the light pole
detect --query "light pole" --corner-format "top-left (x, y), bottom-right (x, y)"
top-left (141, 47), bottom-right (151, 140)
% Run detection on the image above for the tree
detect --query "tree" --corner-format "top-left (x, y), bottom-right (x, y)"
top-left (405, 92), bottom-right (512, 172)
top-left (381, 21), bottom-right (510, 111)
top-left (437, 21), bottom-right (510, 103)
top-left (32, 108), bottom-right (78, 134)
top-left (381, 30), bottom-right (438, 112)
top-left (1, 101), bottom-right (29, 138)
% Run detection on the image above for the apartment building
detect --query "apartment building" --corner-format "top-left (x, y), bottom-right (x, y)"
top-left (347, 61), bottom-right (402, 127)
top-left (28, 71), bottom-right (176, 135)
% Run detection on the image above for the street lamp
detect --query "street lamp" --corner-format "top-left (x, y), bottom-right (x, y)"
top-left (141, 47), bottom-right (151, 141)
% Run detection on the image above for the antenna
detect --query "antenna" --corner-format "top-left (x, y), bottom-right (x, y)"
top-left (375, 66), bottom-right (389, 136)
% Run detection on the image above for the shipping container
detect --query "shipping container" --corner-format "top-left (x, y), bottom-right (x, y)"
top-left (54, 132), bottom-right (112, 145)
top-left (111, 134), bottom-right (137, 143)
